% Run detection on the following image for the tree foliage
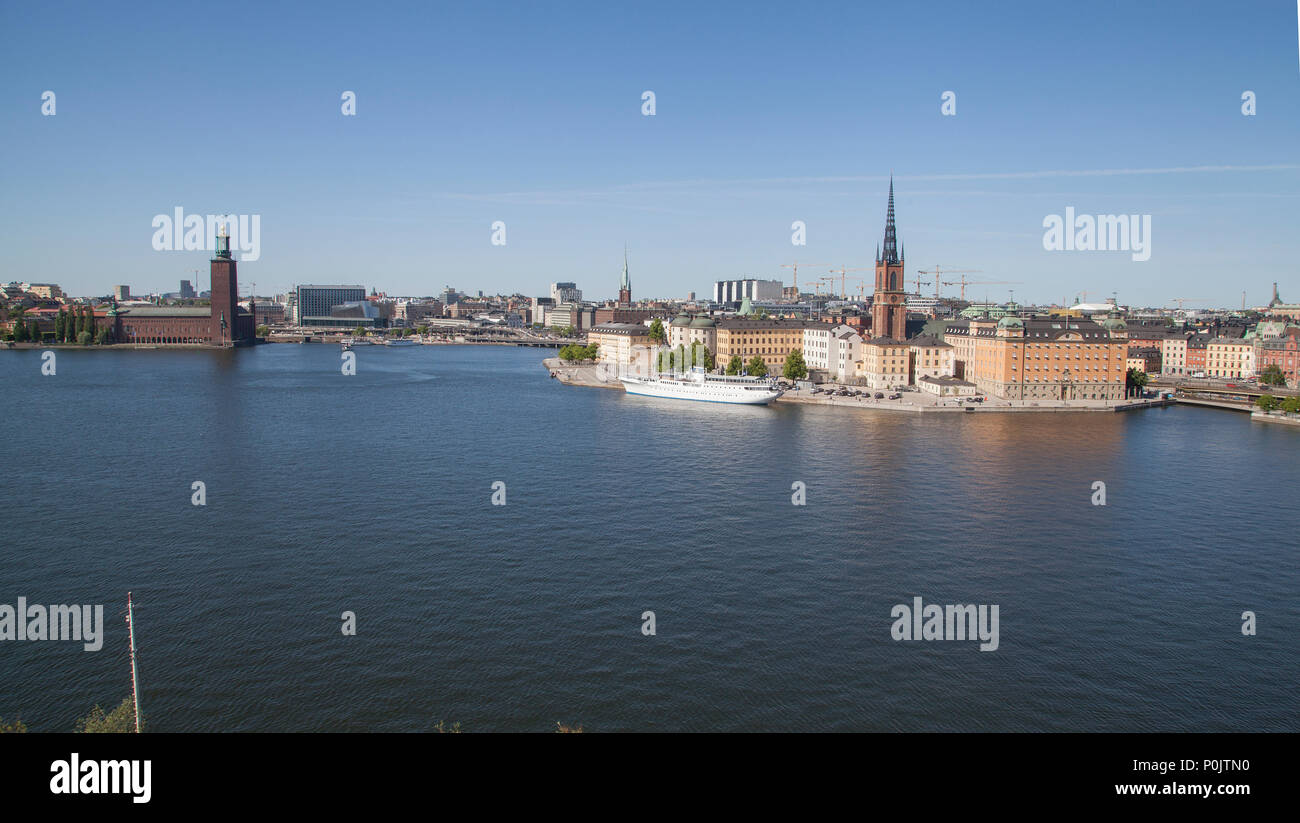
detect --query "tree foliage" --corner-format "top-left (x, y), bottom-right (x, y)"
top-left (75, 697), bottom-right (139, 733)
top-left (647, 318), bottom-right (665, 344)
top-left (746, 355), bottom-right (768, 377)
top-left (1259, 364), bottom-right (1287, 387)
top-left (0, 717), bottom-right (27, 733)
top-left (1256, 394), bottom-right (1280, 411)
top-left (783, 348), bottom-right (808, 380)
top-left (725, 354), bottom-right (743, 376)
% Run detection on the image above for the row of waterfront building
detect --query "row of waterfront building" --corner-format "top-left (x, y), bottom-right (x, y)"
top-left (589, 308), bottom-right (1300, 401)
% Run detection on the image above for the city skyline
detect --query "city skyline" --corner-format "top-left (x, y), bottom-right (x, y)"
top-left (3, 1), bottom-right (1299, 305)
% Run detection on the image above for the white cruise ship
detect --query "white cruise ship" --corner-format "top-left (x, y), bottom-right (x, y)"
top-left (620, 367), bottom-right (784, 405)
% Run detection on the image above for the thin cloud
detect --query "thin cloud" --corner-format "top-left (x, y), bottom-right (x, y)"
top-left (429, 164), bottom-right (1300, 204)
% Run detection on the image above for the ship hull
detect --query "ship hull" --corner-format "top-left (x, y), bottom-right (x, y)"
top-left (619, 377), bottom-right (782, 405)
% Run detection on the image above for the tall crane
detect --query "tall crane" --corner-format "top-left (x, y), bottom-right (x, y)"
top-left (781, 261), bottom-right (829, 295)
top-left (813, 276), bottom-right (838, 297)
top-left (917, 266), bottom-right (981, 300)
top-left (942, 275), bottom-right (1023, 302)
top-left (828, 266), bottom-right (869, 299)
top-left (1169, 297), bottom-right (1208, 310)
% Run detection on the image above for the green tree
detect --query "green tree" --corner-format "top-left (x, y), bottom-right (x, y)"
top-left (647, 318), bottom-right (665, 344)
top-left (746, 355), bottom-right (768, 377)
top-left (55, 310), bottom-right (65, 341)
top-left (12, 320), bottom-right (27, 342)
top-left (77, 330), bottom-right (92, 346)
top-left (28, 320), bottom-right (42, 343)
top-left (75, 697), bottom-right (139, 733)
top-left (584, 342), bottom-right (599, 360)
top-left (689, 341), bottom-right (715, 371)
top-left (783, 348), bottom-right (808, 380)
top-left (1259, 364), bottom-right (1287, 387)
top-left (559, 343), bottom-right (594, 362)
top-left (95, 326), bottom-right (110, 345)
top-left (1256, 394), bottom-right (1280, 411)
top-left (725, 354), bottom-right (743, 375)
top-left (256, 324), bottom-right (269, 337)
top-left (351, 325), bottom-right (365, 337)
top-left (1125, 368), bottom-right (1149, 396)
top-left (1282, 396), bottom-right (1300, 414)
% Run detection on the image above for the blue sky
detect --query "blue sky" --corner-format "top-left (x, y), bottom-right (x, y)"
top-left (2, 0), bottom-right (1298, 307)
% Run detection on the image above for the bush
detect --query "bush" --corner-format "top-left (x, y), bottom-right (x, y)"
top-left (75, 697), bottom-right (138, 733)
top-left (77, 331), bottom-right (92, 346)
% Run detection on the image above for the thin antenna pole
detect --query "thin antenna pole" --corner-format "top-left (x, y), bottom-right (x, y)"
top-left (127, 592), bottom-right (141, 733)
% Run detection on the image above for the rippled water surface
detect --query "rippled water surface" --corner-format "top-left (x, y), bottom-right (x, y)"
top-left (1, 345), bottom-right (1296, 732)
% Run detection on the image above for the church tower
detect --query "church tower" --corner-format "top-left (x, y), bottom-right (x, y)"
top-left (618, 247), bottom-right (632, 306)
top-left (871, 178), bottom-right (907, 340)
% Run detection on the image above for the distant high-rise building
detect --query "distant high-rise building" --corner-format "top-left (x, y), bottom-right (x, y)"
top-left (551, 281), bottom-right (582, 303)
top-left (297, 285), bottom-right (367, 325)
top-left (113, 285), bottom-right (131, 301)
top-left (713, 279), bottom-right (783, 306)
top-left (180, 279), bottom-right (196, 299)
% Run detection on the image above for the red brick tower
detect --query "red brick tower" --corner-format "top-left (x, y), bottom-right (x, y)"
top-left (871, 178), bottom-right (907, 340)
top-left (209, 225), bottom-right (238, 345)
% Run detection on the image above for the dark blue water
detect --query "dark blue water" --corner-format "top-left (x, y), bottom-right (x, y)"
top-left (1, 345), bottom-right (1296, 732)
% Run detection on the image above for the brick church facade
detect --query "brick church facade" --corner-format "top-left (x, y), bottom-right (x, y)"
top-left (870, 178), bottom-right (908, 341)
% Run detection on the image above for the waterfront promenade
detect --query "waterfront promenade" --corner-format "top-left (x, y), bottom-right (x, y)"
top-left (542, 359), bottom-right (1169, 413)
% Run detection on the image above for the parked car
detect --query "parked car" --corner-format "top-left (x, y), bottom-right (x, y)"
top-left (874, 392), bottom-right (884, 399)
top-left (888, 393), bottom-right (901, 400)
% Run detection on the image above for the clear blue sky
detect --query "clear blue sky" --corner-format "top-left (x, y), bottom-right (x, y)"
top-left (3, 0), bottom-right (1298, 308)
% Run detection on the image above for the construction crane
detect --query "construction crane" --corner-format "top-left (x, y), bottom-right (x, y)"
top-left (781, 261), bottom-right (829, 295)
top-left (910, 271), bottom-right (930, 296)
top-left (1169, 297), bottom-right (1208, 310)
top-left (942, 275), bottom-right (1023, 302)
top-left (918, 266), bottom-right (982, 300)
top-left (828, 266), bottom-right (869, 300)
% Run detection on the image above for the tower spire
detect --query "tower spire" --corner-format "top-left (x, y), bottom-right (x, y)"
top-left (881, 176), bottom-right (899, 264)
top-left (620, 244), bottom-right (629, 291)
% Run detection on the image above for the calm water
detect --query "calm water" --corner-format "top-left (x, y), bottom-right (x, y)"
top-left (1, 344), bottom-right (1296, 732)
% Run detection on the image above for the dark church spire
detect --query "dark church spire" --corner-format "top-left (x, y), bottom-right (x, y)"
top-left (881, 177), bottom-right (899, 264)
